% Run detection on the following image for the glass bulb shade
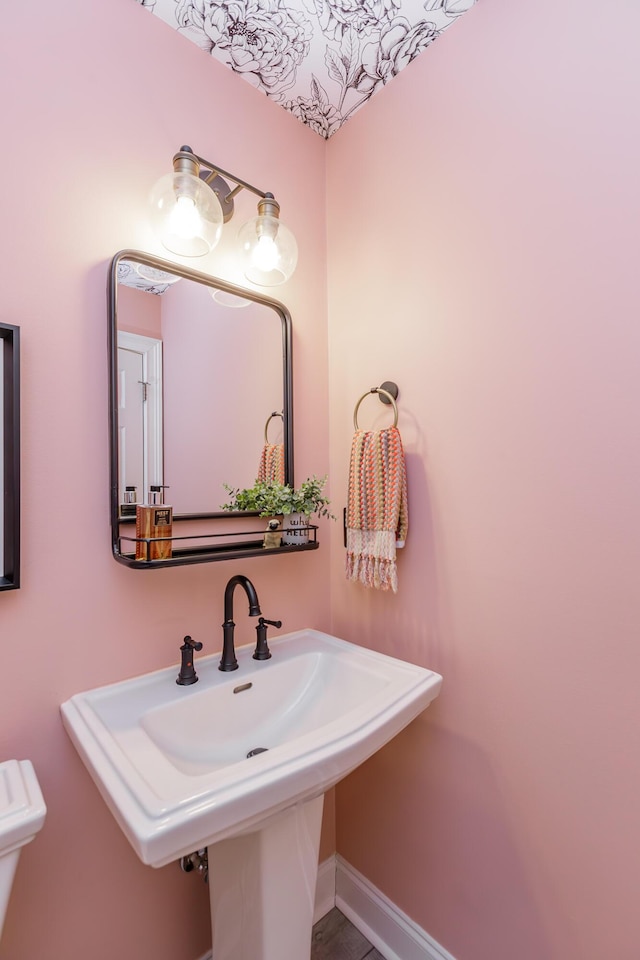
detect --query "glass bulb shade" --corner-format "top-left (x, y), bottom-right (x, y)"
top-left (211, 289), bottom-right (252, 309)
top-left (238, 214), bottom-right (298, 286)
top-left (134, 263), bottom-right (181, 285)
top-left (149, 171), bottom-right (223, 257)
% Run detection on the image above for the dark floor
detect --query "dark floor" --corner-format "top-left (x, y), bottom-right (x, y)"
top-left (311, 908), bottom-right (385, 960)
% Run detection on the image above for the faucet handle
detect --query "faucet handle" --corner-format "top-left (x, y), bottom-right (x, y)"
top-left (176, 635), bottom-right (203, 685)
top-left (253, 617), bottom-right (282, 661)
top-left (183, 635), bottom-right (203, 651)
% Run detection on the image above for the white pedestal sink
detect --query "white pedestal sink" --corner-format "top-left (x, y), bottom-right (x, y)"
top-left (61, 629), bottom-right (442, 959)
top-left (208, 795), bottom-right (323, 960)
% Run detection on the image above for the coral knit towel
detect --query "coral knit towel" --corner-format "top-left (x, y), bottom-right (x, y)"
top-left (256, 443), bottom-right (285, 484)
top-left (346, 425), bottom-right (408, 593)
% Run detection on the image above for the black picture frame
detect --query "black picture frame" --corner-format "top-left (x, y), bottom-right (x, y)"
top-left (0, 323), bottom-right (20, 590)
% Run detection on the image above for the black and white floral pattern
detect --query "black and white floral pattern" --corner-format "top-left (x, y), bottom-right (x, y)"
top-left (137, 0), bottom-right (477, 137)
top-left (176, 0), bottom-right (313, 93)
top-left (117, 261), bottom-right (179, 294)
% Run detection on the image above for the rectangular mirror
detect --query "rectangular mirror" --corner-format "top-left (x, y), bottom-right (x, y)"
top-left (0, 322), bottom-right (20, 590)
top-left (108, 251), bottom-right (306, 568)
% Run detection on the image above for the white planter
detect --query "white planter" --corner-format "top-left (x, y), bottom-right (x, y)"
top-left (282, 512), bottom-right (310, 545)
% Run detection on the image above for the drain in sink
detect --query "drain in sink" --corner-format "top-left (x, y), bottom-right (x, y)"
top-left (246, 747), bottom-right (269, 758)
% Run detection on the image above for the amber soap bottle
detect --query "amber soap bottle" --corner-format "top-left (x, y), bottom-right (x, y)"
top-left (136, 486), bottom-right (173, 561)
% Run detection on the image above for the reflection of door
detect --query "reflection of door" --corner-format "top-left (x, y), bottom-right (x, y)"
top-left (117, 332), bottom-right (163, 508)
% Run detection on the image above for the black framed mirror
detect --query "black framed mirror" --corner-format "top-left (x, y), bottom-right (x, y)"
top-left (0, 322), bottom-right (20, 590)
top-left (108, 250), bottom-right (314, 568)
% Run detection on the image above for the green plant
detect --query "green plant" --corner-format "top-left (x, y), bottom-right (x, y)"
top-left (289, 476), bottom-right (335, 519)
top-left (222, 476), bottom-right (335, 519)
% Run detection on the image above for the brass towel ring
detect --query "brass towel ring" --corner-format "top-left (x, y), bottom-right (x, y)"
top-left (353, 388), bottom-right (398, 430)
top-left (264, 411), bottom-right (283, 443)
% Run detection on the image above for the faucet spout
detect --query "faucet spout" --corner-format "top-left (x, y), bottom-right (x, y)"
top-left (220, 575), bottom-right (262, 671)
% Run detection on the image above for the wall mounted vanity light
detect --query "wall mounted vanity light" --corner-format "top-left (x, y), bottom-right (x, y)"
top-left (149, 146), bottom-right (298, 287)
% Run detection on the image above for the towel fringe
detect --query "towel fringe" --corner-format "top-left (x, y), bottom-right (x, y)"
top-left (346, 550), bottom-right (398, 592)
top-left (346, 528), bottom-right (399, 592)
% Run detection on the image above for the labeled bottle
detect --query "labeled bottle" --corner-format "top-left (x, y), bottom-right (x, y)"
top-left (120, 485), bottom-right (138, 517)
top-left (135, 486), bottom-right (172, 561)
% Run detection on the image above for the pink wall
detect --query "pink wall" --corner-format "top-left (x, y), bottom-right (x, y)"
top-left (118, 283), bottom-right (162, 339)
top-left (0, 1), bottom-right (329, 957)
top-left (327, 1), bottom-right (640, 958)
top-left (4, 0), bottom-right (639, 957)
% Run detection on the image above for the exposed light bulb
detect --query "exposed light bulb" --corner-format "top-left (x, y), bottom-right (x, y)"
top-left (238, 196), bottom-right (298, 286)
top-left (251, 235), bottom-right (279, 273)
top-left (168, 195), bottom-right (202, 241)
top-left (149, 147), bottom-right (224, 257)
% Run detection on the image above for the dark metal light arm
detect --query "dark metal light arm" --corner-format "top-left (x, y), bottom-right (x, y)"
top-left (174, 146), bottom-right (274, 224)
top-left (192, 152), bottom-right (269, 202)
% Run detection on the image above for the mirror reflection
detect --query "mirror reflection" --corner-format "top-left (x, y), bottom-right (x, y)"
top-left (111, 253), bottom-right (292, 521)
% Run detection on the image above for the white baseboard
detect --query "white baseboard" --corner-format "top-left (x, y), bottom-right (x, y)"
top-left (314, 855), bottom-right (337, 924)
top-left (197, 853), bottom-right (455, 960)
top-left (335, 855), bottom-right (457, 960)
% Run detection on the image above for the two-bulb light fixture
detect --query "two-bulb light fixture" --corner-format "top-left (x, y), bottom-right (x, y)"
top-left (148, 146), bottom-right (298, 287)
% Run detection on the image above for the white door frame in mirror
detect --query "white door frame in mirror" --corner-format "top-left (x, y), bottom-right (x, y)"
top-left (117, 331), bottom-right (163, 511)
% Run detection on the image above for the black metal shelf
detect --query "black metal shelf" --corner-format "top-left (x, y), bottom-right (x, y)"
top-left (114, 523), bottom-right (319, 569)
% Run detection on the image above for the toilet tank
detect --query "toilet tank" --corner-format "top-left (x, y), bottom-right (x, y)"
top-left (0, 760), bottom-right (47, 937)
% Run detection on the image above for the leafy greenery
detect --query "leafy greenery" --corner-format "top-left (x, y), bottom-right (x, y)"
top-left (222, 476), bottom-right (335, 519)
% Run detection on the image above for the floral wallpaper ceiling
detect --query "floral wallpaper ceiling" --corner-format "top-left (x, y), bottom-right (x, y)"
top-left (136, 0), bottom-right (477, 138)
top-left (118, 260), bottom-right (178, 294)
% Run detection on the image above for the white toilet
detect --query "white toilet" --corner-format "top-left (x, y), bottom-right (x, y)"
top-left (0, 760), bottom-right (46, 939)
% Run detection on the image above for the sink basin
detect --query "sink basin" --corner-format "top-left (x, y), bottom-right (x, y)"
top-left (61, 629), bottom-right (442, 868)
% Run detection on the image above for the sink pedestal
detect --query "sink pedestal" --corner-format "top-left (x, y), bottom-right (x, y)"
top-left (208, 795), bottom-right (323, 960)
